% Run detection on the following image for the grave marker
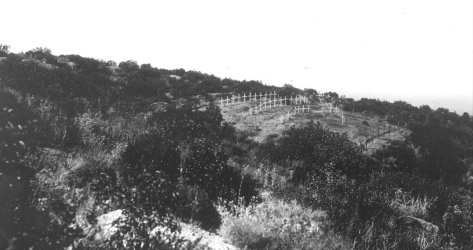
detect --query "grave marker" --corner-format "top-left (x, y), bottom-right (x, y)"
top-left (243, 93), bottom-right (248, 102)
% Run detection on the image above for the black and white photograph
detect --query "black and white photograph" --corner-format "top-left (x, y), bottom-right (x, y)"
top-left (1, 0), bottom-right (472, 249)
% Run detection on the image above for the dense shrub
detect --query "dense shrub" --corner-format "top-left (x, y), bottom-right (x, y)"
top-left (279, 171), bottom-right (440, 249)
top-left (409, 122), bottom-right (469, 184)
top-left (123, 105), bottom-right (257, 201)
top-left (373, 140), bottom-right (419, 174)
top-left (0, 90), bottom-right (82, 249)
top-left (0, 90), bottom-right (39, 248)
top-left (272, 121), bottom-right (370, 181)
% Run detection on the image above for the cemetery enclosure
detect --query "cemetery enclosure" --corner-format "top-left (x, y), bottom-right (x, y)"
top-left (219, 98), bottom-right (409, 153)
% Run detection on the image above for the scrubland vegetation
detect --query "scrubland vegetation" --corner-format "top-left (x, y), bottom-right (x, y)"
top-left (1, 44), bottom-right (473, 249)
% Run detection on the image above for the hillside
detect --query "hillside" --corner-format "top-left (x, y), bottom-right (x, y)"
top-left (1, 45), bottom-right (473, 250)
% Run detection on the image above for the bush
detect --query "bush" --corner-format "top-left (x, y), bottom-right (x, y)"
top-left (219, 193), bottom-right (351, 250)
top-left (220, 216), bottom-right (271, 249)
top-left (176, 184), bottom-right (221, 231)
top-left (122, 106), bottom-right (257, 202)
top-left (0, 90), bottom-right (83, 249)
top-left (279, 170), bottom-right (448, 249)
top-left (273, 121), bottom-right (370, 181)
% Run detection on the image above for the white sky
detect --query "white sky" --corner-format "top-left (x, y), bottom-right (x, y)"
top-left (3, 0), bottom-right (473, 114)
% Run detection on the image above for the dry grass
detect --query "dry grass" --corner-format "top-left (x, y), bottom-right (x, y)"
top-left (390, 189), bottom-right (436, 219)
top-left (218, 192), bottom-right (351, 250)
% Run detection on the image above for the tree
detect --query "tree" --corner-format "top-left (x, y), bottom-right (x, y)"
top-left (461, 112), bottom-right (471, 125)
top-left (0, 44), bottom-right (10, 56)
top-left (304, 88), bottom-right (317, 95)
top-left (278, 84), bottom-right (300, 97)
top-left (106, 60), bottom-right (117, 67)
top-left (118, 60), bottom-right (139, 73)
top-left (32, 47), bottom-right (52, 55)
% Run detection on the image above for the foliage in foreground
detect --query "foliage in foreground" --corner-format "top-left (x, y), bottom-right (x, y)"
top-left (219, 193), bottom-right (351, 250)
top-left (0, 90), bottom-right (83, 249)
top-left (267, 121), bottom-right (473, 249)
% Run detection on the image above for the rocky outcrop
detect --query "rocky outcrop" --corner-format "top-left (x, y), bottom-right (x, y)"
top-left (81, 210), bottom-right (238, 249)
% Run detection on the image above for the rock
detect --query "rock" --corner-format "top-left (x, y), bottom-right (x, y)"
top-left (153, 223), bottom-right (238, 250)
top-left (84, 209), bottom-right (123, 243)
top-left (81, 209), bottom-right (238, 249)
